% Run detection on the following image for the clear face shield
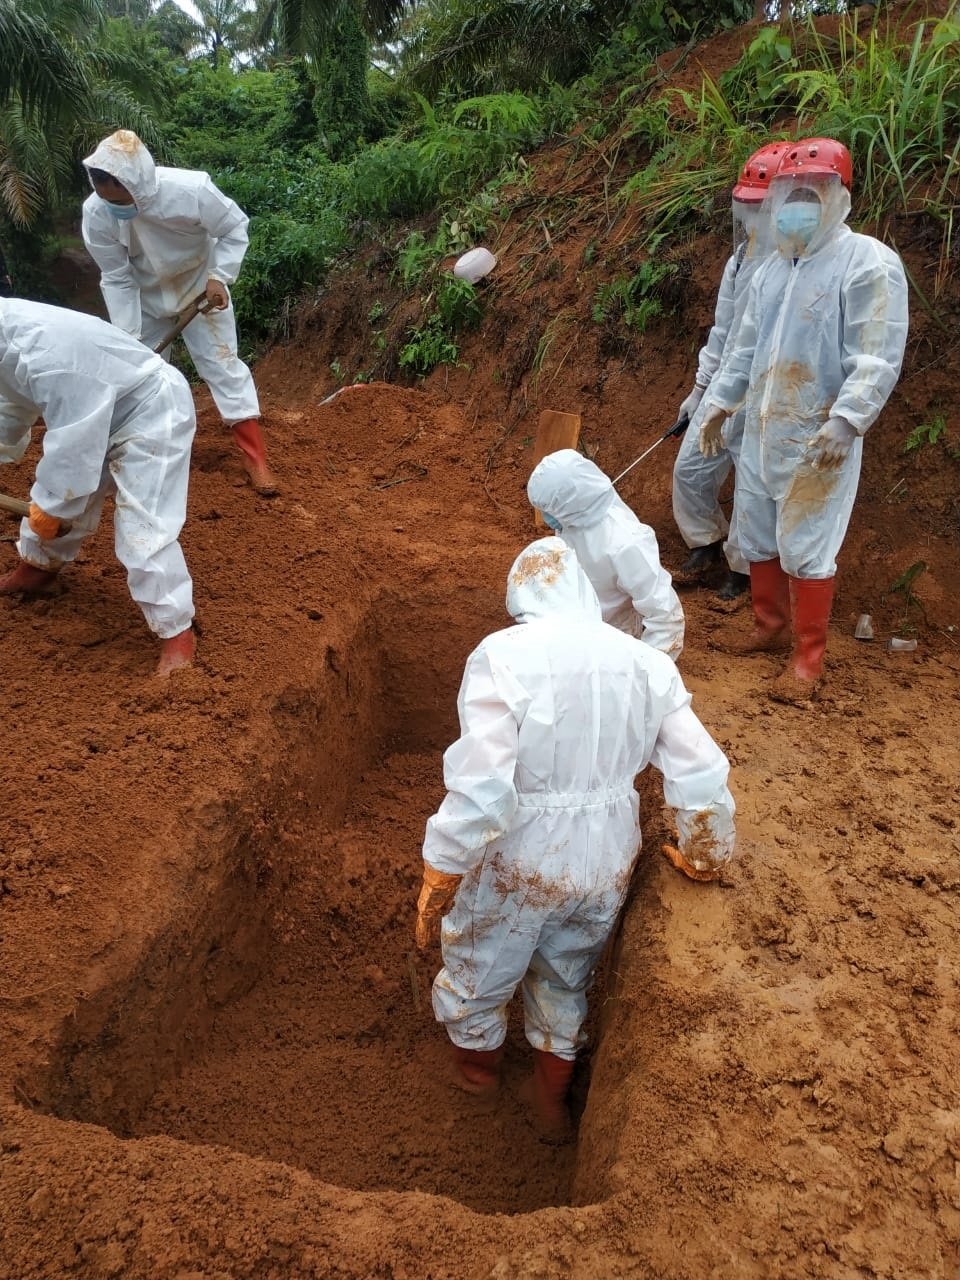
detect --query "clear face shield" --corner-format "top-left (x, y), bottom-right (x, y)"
top-left (764, 173), bottom-right (851, 259)
top-left (732, 196), bottom-right (775, 264)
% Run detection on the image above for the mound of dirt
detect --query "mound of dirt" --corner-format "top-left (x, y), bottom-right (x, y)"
top-left (2, 5), bottom-right (959, 1276)
top-left (1, 351), bottom-right (958, 1278)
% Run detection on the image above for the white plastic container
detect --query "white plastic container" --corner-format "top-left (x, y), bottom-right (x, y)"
top-left (453, 247), bottom-right (497, 284)
top-left (887, 637), bottom-right (918, 652)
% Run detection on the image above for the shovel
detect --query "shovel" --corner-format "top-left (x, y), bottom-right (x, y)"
top-left (0, 295), bottom-right (214, 532)
top-left (530, 409), bottom-right (582, 529)
top-left (152, 293), bottom-right (213, 354)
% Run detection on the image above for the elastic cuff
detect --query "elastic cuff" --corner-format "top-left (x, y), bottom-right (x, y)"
top-left (447, 1027), bottom-right (508, 1052)
top-left (525, 1029), bottom-right (578, 1061)
top-left (152, 616), bottom-right (195, 641)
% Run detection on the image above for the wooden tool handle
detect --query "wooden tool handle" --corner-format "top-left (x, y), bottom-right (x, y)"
top-left (0, 493), bottom-right (29, 520)
top-left (153, 293), bottom-right (213, 354)
top-left (0, 493), bottom-right (73, 534)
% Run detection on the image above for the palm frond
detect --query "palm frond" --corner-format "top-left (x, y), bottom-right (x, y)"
top-left (0, 0), bottom-right (90, 116)
top-left (265, 0), bottom-right (405, 57)
top-left (403, 0), bottom-right (609, 96)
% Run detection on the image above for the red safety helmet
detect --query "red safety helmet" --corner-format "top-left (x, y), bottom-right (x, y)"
top-left (732, 141), bottom-right (790, 203)
top-left (775, 138), bottom-right (853, 190)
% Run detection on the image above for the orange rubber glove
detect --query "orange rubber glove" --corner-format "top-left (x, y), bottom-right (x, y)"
top-left (661, 842), bottom-right (722, 883)
top-left (205, 278), bottom-right (229, 310)
top-left (415, 862), bottom-right (463, 950)
top-left (28, 503), bottom-right (60, 541)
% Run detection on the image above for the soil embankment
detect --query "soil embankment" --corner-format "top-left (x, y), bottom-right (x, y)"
top-left (2, 7), bottom-right (959, 1275)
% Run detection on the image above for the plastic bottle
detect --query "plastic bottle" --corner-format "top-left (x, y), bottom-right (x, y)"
top-left (886, 637), bottom-right (918, 652)
top-left (854, 614), bottom-right (874, 640)
top-left (453, 248), bottom-right (497, 284)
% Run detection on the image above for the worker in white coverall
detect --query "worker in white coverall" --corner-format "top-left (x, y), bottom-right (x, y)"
top-left (526, 450), bottom-right (684, 660)
top-left (0, 299), bottom-right (197, 677)
top-left (699, 138), bottom-right (909, 704)
top-left (414, 538), bottom-right (735, 1135)
top-left (671, 140), bottom-right (786, 600)
top-left (81, 130), bottom-right (277, 496)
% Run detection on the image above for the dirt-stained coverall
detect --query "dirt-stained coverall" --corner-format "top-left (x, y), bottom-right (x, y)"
top-left (704, 179), bottom-right (909, 578)
top-left (0, 299), bottom-right (195, 638)
top-left (423, 538), bottom-right (735, 1059)
top-left (81, 131), bottom-right (259, 425)
top-left (527, 450), bottom-right (685, 659)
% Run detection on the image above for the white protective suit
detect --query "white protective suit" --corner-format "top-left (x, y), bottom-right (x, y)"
top-left (527, 450), bottom-right (684, 658)
top-left (425, 538), bottom-right (735, 1058)
top-left (81, 131), bottom-right (260, 424)
top-left (704, 177), bottom-right (909, 577)
top-left (0, 300), bottom-right (196, 637)
top-left (672, 247), bottom-right (751, 573)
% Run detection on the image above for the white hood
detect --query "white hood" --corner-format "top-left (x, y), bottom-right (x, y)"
top-left (505, 537), bottom-right (601, 623)
top-left (527, 449), bottom-right (616, 528)
top-left (83, 130), bottom-right (160, 210)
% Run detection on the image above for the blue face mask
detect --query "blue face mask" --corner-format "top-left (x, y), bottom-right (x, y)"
top-left (776, 202), bottom-right (820, 247)
top-left (542, 513), bottom-right (562, 532)
top-left (103, 199), bottom-right (138, 221)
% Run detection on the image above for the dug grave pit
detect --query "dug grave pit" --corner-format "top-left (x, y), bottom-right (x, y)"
top-left (20, 585), bottom-right (641, 1216)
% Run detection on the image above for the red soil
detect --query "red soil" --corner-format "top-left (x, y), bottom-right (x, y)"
top-left (2, 5), bottom-right (959, 1276)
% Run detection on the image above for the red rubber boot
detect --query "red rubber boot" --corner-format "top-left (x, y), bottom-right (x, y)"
top-left (713, 558), bottom-right (790, 655)
top-left (0, 562), bottom-right (60, 596)
top-left (529, 1049), bottom-right (576, 1141)
top-left (231, 419), bottom-right (278, 496)
top-left (450, 1045), bottom-right (504, 1098)
top-left (156, 627), bottom-right (195, 679)
top-left (770, 576), bottom-right (835, 705)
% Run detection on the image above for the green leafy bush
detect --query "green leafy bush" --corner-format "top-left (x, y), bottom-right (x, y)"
top-left (398, 315), bottom-right (460, 375)
top-left (615, 10), bottom-right (960, 267)
top-left (592, 260), bottom-right (678, 332)
top-left (435, 276), bottom-right (482, 331)
top-left (398, 275), bottom-right (482, 376)
top-left (348, 141), bottom-right (439, 219)
top-left (231, 209), bottom-right (347, 342)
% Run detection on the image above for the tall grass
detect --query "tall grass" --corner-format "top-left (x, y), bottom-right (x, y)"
top-left (616, 6), bottom-right (960, 275)
top-left (787, 12), bottom-right (960, 238)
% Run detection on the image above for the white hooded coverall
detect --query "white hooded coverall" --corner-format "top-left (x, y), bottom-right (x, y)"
top-left (672, 246), bottom-right (754, 574)
top-left (527, 449), bottom-right (685, 658)
top-left (81, 131), bottom-right (260, 424)
top-left (0, 300), bottom-right (196, 638)
top-left (424, 538), bottom-right (735, 1059)
top-left (704, 183), bottom-right (909, 578)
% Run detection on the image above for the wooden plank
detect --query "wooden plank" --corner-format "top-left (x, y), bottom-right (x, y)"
top-left (530, 410), bottom-right (581, 528)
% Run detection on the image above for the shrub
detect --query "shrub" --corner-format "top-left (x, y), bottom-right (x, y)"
top-left (398, 314), bottom-right (460, 375)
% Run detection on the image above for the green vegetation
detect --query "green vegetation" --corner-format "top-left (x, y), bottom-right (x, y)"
top-left (399, 275), bottom-right (482, 376)
top-left (617, 8), bottom-right (960, 261)
top-left (591, 260), bottom-right (678, 332)
top-left (886, 559), bottom-right (929, 634)
top-left (904, 413), bottom-right (960, 459)
top-left (2, 0), bottom-right (958, 361)
top-left (904, 414), bottom-right (947, 452)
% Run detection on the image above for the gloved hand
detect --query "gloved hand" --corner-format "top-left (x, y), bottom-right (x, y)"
top-left (661, 842), bottom-right (721, 882)
top-left (27, 502), bottom-right (60, 541)
top-left (810, 417), bottom-right (857, 470)
top-left (415, 862), bottom-right (463, 950)
top-left (205, 278), bottom-right (230, 310)
top-left (698, 403), bottom-right (729, 458)
top-left (677, 384), bottom-right (706, 424)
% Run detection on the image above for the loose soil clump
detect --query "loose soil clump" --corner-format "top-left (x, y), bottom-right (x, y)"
top-left (3, 10), bottom-right (960, 1270)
